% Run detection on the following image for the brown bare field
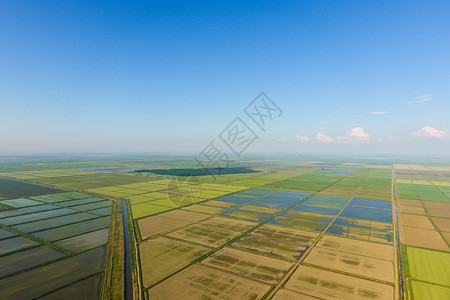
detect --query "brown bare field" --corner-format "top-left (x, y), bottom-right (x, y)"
top-left (401, 227), bottom-right (449, 251)
top-left (201, 247), bottom-right (292, 284)
top-left (423, 202), bottom-right (450, 210)
top-left (304, 248), bottom-right (394, 282)
top-left (272, 289), bottom-right (318, 300)
top-left (232, 224), bottom-right (319, 261)
top-left (399, 205), bottom-right (426, 215)
top-left (399, 199), bottom-right (422, 207)
top-left (284, 265), bottom-right (394, 299)
top-left (139, 237), bottom-right (210, 288)
top-left (181, 204), bottom-right (226, 215)
top-left (400, 214), bottom-right (434, 230)
top-left (442, 232), bottom-right (450, 244)
top-left (432, 217), bottom-right (450, 232)
top-left (167, 216), bottom-right (255, 247)
top-left (138, 215), bottom-right (192, 239)
top-left (317, 235), bottom-right (394, 261)
top-left (147, 264), bottom-right (271, 300)
top-left (426, 208), bottom-right (450, 218)
top-left (200, 200), bottom-right (238, 208)
top-left (158, 209), bottom-right (210, 223)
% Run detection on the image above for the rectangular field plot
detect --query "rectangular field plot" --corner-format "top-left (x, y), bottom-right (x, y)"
top-left (32, 216), bottom-right (111, 241)
top-left (0, 208), bottom-right (78, 226)
top-left (0, 236), bottom-right (39, 255)
top-left (11, 212), bottom-right (100, 233)
top-left (199, 199), bottom-right (239, 208)
top-left (0, 198), bottom-right (43, 208)
top-left (272, 289), bottom-right (318, 300)
top-left (340, 206), bottom-right (392, 223)
top-left (221, 208), bottom-right (273, 222)
top-left (432, 217), bottom-right (450, 232)
top-left (215, 196), bottom-right (255, 204)
top-left (181, 204), bottom-right (227, 215)
top-left (304, 247), bottom-right (395, 282)
top-left (400, 227), bottom-right (448, 251)
top-left (55, 228), bottom-right (109, 252)
top-left (131, 203), bottom-right (172, 219)
top-left (258, 196), bottom-right (303, 204)
top-left (201, 247), bottom-right (292, 284)
top-left (424, 202), bottom-right (450, 218)
top-left (0, 228), bottom-right (16, 240)
top-left (409, 280), bottom-right (450, 299)
top-left (167, 216), bottom-right (255, 247)
top-left (407, 246), bottom-right (450, 286)
top-left (0, 177), bottom-right (62, 199)
top-left (0, 246), bottom-right (106, 299)
top-left (39, 273), bottom-right (103, 300)
top-left (0, 204), bottom-right (60, 219)
top-left (327, 217), bottom-right (393, 243)
top-left (138, 215), bottom-right (192, 240)
top-left (88, 206), bottom-right (112, 216)
top-left (316, 235), bottom-right (394, 261)
top-left (232, 224), bottom-right (319, 260)
top-left (269, 211), bottom-right (333, 232)
top-left (67, 200), bottom-right (111, 211)
top-left (139, 237), bottom-right (210, 288)
top-left (291, 205), bottom-right (341, 216)
top-left (239, 188), bottom-right (278, 196)
top-left (138, 210), bottom-right (211, 240)
top-left (0, 246), bottom-right (66, 277)
top-left (147, 264), bottom-right (271, 299)
top-left (272, 191), bottom-right (311, 200)
top-left (400, 213), bottom-right (434, 230)
top-left (349, 198), bottom-right (392, 209)
top-left (284, 265), bottom-right (394, 299)
top-left (301, 195), bottom-right (349, 209)
top-left (251, 200), bottom-right (292, 209)
top-left (265, 172), bottom-right (345, 193)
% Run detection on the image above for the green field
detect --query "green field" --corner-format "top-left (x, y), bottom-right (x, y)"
top-left (0, 156), bottom-right (449, 299)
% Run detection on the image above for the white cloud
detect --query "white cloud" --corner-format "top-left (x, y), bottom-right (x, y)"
top-left (413, 126), bottom-right (448, 139)
top-left (327, 127), bottom-right (379, 144)
top-left (406, 94), bottom-right (433, 104)
top-left (316, 132), bottom-right (333, 143)
top-left (278, 135), bottom-right (310, 142)
top-left (349, 127), bottom-right (370, 141)
top-left (295, 135), bottom-right (309, 142)
top-left (370, 111), bottom-right (389, 115)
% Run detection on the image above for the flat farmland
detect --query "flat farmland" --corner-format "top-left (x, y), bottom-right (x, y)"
top-left (147, 264), bottom-right (271, 299)
top-left (406, 246), bottom-right (450, 286)
top-left (201, 247), bottom-right (293, 284)
top-left (5, 159), bottom-right (450, 300)
top-left (0, 191), bottom-right (113, 299)
top-left (304, 247), bottom-right (395, 282)
top-left (232, 224), bottom-right (319, 260)
top-left (139, 237), bottom-right (210, 288)
top-left (283, 264), bottom-right (394, 299)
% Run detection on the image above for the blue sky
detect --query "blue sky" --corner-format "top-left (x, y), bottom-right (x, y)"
top-left (1, 1), bottom-right (449, 155)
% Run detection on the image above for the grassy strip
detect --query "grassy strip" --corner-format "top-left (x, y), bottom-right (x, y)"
top-left (101, 200), bottom-right (124, 300)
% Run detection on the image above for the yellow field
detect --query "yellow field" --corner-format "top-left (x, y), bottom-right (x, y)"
top-left (139, 237), bottom-right (210, 288)
top-left (316, 235), bottom-right (394, 261)
top-left (137, 208), bottom-right (214, 238)
top-left (304, 248), bottom-right (394, 282)
top-left (201, 247), bottom-right (292, 284)
top-left (147, 264), bottom-right (271, 300)
top-left (167, 216), bottom-right (255, 247)
top-left (284, 265), bottom-right (394, 299)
